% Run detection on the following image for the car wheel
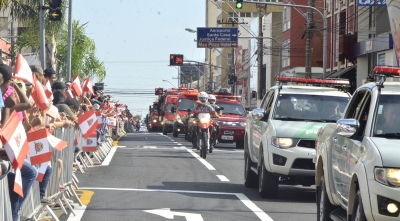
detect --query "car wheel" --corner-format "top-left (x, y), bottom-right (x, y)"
top-left (352, 190), bottom-right (367, 221)
top-left (244, 149), bottom-right (257, 188)
top-left (236, 141), bottom-right (244, 149)
top-left (162, 126), bottom-right (167, 135)
top-left (258, 157), bottom-right (278, 198)
top-left (317, 175), bottom-right (338, 221)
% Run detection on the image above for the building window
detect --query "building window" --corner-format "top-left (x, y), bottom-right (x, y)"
top-left (228, 12), bottom-right (239, 23)
top-left (378, 53), bottom-right (385, 65)
top-left (282, 40), bottom-right (290, 68)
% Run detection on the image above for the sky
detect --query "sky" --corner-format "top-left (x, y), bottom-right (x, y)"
top-left (73, 0), bottom-right (206, 117)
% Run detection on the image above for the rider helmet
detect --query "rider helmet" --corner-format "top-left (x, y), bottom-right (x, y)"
top-left (208, 94), bottom-right (216, 105)
top-left (198, 91), bottom-right (209, 104)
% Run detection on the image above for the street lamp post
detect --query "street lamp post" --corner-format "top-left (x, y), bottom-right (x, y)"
top-left (242, 0), bottom-right (327, 78)
top-left (162, 79), bottom-right (176, 88)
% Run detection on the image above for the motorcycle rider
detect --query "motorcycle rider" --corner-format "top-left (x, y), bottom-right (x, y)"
top-left (193, 92), bottom-right (215, 150)
top-left (208, 94), bottom-right (221, 117)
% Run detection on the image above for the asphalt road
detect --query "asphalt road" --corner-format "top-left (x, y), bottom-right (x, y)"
top-left (67, 132), bottom-right (317, 221)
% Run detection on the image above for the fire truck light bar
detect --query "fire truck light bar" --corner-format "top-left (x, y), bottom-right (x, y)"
top-left (275, 76), bottom-right (350, 85)
top-left (373, 66), bottom-right (400, 75)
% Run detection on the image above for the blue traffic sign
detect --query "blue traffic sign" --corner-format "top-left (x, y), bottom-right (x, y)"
top-left (197, 27), bottom-right (238, 48)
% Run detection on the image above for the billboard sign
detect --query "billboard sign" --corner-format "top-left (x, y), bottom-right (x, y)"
top-left (357, 0), bottom-right (386, 5)
top-left (387, 0), bottom-right (400, 65)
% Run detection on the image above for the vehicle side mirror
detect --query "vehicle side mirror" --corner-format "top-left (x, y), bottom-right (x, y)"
top-left (252, 108), bottom-right (265, 120)
top-left (149, 105), bottom-right (152, 112)
top-left (194, 110), bottom-right (199, 115)
top-left (171, 106), bottom-right (176, 113)
top-left (337, 119), bottom-right (359, 138)
top-left (219, 107), bottom-right (224, 110)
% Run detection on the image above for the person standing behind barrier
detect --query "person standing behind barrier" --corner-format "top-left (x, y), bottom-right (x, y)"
top-left (38, 164), bottom-right (53, 205)
top-left (44, 68), bottom-right (57, 86)
top-left (0, 63), bottom-right (38, 221)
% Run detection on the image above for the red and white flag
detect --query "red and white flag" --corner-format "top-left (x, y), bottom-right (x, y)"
top-left (0, 111), bottom-right (29, 169)
top-left (82, 78), bottom-right (94, 96)
top-left (107, 118), bottom-right (117, 129)
top-left (82, 132), bottom-right (97, 152)
top-left (46, 104), bottom-right (60, 120)
top-left (48, 134), bottom-right (68, 151)
top-left (31, 79), bottom-right (50, 111)
top-left (13, 54), bottom-right (33, 84)
top-left (14, 168), bottom-right (24, 197)
top-left (65, 89), bottom-right (74, 100)
top-left (36, 161), bottom-right (49, 182)
top-left (45, 79), bottom-right (53, 99)
top-left (70, 75), bottom-right (82, 97)
top-left (96, 111), bottom-right (103, 129)
top-left (27, 129), bottom-right (52, 165)
top-left (78, 109), bottom-right (98, 139)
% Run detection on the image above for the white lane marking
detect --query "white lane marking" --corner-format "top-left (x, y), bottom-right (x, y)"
top-left (186, 149), bottom-right (216, 170)
top-left (173, 142), bottom-right (178, 143)
top-left (177, 143), bottom-right (182, 145)
top-left (66, 205), bottom-right (86, 221)
top-left (144, 208), bottom-right (203, 220)
top-left (236, 193), bottom-right (274, 221)
top-left (143, 146), bottom-right (157, 149)
top-left (216, 175), bottom-right (230, 182)
top-left (101, 147), bottom-right (118, 166)
top-left (79, 187), bottom-right (273, 221)
top-left (173, 147), bottom-right (187, 149)
top-left (214, 149), bottom-right (244, 153)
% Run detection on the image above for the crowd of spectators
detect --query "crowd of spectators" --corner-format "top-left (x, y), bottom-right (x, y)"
top-left (0, 62), bottom-right (133, 221)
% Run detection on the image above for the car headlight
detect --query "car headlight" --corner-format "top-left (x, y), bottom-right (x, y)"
top-left (271, 137), bottom-right (295, 148)
top-left (375, 167), bottom-right (400, 187)
top-left (239, 122), bottom-right (246, 126)
top-left (175, 115), bottom-right (182, 123)
top-left (152, 119), bottom-right (157, 123)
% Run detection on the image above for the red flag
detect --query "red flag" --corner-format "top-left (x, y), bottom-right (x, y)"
top-left (74, 134), bottom-right (79, 146)
top-left (48, 134), bottom-right (68, 151)
top-left (78, 109), bottom-right (98, 139)
top-left (82, 78), bottom-right (94, 96)
top-left (14, 168), bottom-right (24, 197)
top-left (27, 129), bottom-right (52, 165)
top-left (65, 89), bottom-right (74, 100)
top-left (82, 132), bottom-right (97, 152)
top-left (46, 104), bottom-right (60, 120)
top-left (70, 76), bottom-right (82, 97)
top-left (107, 118), bottom-right (117, 129)
top-left (13, 54), bottom-right (33, 84)
top-left (31, 79), bottom-right (50, 111)
top-left (0, 111), bottom-right (29, 169)
top-left (36, 162), bottom-right (49, 182)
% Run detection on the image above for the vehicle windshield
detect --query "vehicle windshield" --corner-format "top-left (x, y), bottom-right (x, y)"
top-left (178, 98), bottom-right (195, 111)
top-left (216, 102), bottom-right (246, 116)
top-left (373, 95), bottom-right (400, 138)
top-left (165, 103), bottom-right (175, 114)
top-left (273, 94), bottom-right (350, 122)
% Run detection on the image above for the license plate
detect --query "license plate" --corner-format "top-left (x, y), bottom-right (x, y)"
top-left (221, 135), bottom-right (234, 140)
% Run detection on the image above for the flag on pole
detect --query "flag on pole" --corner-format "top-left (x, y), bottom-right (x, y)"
top-left (78, 109), bottom-right (98, 139)
top-left (46, 104), bottom-right (60, 120)
top-left (14, 167), bottom-right (24, 197)
top-left (82, 132), bottom-right (97, 152)
top-left (107, 118), bottom-right (117, 129)
top-left (0, 111), bottom-right (29, 169)
top-left (27, 129), bottom-right (52, 165)
top-left (48, 134), bottom-right (68, 151)
top-left (65, 89), bottom-right (74, 100)
top-left (45, 79), bottom-right (53, 99)
top-left (96, 111), bottom-right (103, 129)
top-left (36, 161), bottom-right (49, 182)
top-left (70, 76), bottom-right (82, 97)
top-left (82, 78), bottom-right (94, 96)
top-left (31, 79), bottom-right (50, 111)
top-left (13, 54), bottom-right (33, 84)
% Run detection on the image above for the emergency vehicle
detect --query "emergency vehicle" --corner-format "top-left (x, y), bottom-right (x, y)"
top-left (245, 76), bottom-right (351, 198)
top-left (161, 95), bottom-right (178, 135)
top-left (214, 93), bottom-right (247, 149)
top-left (148, 101), bottom-right (161, 132)
top-left (171, 91), bottom-right (199, 137)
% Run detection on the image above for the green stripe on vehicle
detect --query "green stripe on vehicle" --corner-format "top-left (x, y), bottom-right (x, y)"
top-left (293, 123), bottom-right (325, 139)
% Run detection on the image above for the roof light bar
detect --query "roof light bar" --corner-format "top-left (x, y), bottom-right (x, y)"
top-left (373, 66), bottom-right (400, 76)
top-left (214, 94), bottom-right (241, 100)
top-left (275, 76), bottom-right (350, 85)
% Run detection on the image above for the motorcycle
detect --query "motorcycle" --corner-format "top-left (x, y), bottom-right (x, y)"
top-left (193, 109), bottom-right (216, 159)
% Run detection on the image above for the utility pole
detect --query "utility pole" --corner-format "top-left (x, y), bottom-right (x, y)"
top-left (209, 48), bottom-right (213, 93)
top-left (218, 19), bottom-right (247, 95)
top-left (305, 0), bottom-right (314, 78)
top-left (66, 0), bottom-right (73, 82)
top-left (257, 4), bottom-right (266, 100)
top-left (39, 0), bottom-right (46, 69)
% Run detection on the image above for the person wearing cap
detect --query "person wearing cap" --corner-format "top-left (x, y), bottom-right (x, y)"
top-left (44, 68), bottom-right (57, 86)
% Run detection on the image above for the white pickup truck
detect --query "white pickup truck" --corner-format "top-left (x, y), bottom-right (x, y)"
top-left (244, 79), bottom-right (350, 198)
top-left (316, 67), bottom-right (400, 221)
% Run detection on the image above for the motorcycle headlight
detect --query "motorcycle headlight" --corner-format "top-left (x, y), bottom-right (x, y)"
top-left (192, 120), bottom-right (197, 124)
top-left (152, 119), bottom-right (157, 123)
top-left (175, 115), bottom-right (182, 123)
top-left (271, 137), bottom-right (295, 149)
top-left (375, 167), bottom-right (400, 187)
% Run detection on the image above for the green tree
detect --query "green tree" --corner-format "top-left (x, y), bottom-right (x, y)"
top-left (56, 20), bottom-right (106, 82)
top-left (135, 114), bottom-right (142, 120)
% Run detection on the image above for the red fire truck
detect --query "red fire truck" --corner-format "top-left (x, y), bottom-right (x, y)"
top-left (171, 91), bottom-right (199, 137)
top-left (214, 93), bottom-right (247, 148)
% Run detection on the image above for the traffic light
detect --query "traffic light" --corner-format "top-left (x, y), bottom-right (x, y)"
top-left (155, 88), bottom-right (164, 95)
top-left (227, 75), bottom-right (237, 85)
top-left (48, 0), bottom-right (62, 21)
top-left (251, 91), bottom-right (257, 98)
top-left (169, 54), bottom-right (184, 66)
top-left (236, 0), bottom-right (243, 9)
